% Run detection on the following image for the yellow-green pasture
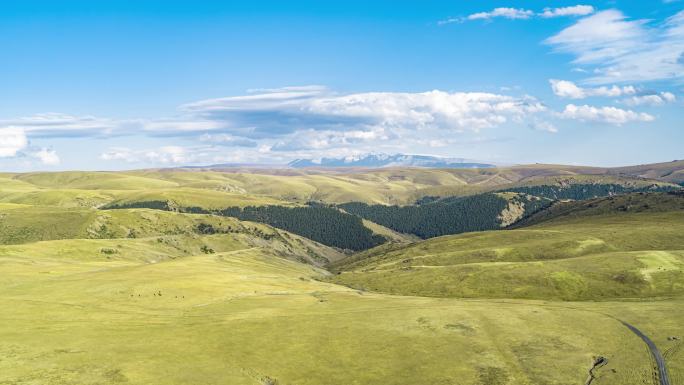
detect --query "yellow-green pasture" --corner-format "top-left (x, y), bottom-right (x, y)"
top-left (0, 238), bottom-right (676, 385)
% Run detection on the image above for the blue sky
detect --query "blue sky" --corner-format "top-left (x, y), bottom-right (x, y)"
top-left (0, 0), bottom-right (682, 170)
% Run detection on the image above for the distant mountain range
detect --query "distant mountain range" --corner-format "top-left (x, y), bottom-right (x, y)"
top-left (287, 154), bottom-right (496, 169)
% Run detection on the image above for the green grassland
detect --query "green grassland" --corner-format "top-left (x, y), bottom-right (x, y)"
top-left (11, 171), bottom-right (180, 190)
top-left (0, 205), bottom-right (344, 266)
top-left (1, 167), bottom-right (683, 385)
top-left (0, 188), bottom-right (115, 208)
top-left (329, 195), bottom-right (684, 301)
top-left (126, 166), bottom-right (680, 204)
top-left (0, 237), bottom-right (673, 385)
top-left (105, 188), bottom-right (293, 209)
top-left (611, 159), bottom-right (684, 185)
top-left (513, 191), bottom-right (684, 227)
top-left (2, 164), bottom-right (681, 208)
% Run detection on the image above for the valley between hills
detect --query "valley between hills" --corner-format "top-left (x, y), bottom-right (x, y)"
top-left (0, 160), bottom-right (683, 385)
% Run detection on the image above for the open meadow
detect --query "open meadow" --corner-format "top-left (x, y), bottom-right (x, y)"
top-left (0, 169), bottom-right (682, 384)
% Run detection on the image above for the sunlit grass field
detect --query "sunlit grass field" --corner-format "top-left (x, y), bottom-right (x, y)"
top-left (1, 240), bottom-right (677, 385)
top-left (0, 171), bottom-right (682, 384)
top-left (330, 210), bottom-right (684, 300)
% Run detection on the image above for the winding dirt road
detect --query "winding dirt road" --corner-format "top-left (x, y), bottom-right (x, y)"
top-left (619, 320), bottom-right (671, 385)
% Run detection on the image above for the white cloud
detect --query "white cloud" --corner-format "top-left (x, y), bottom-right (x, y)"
top-left (571, 67), bottom-right (589, 73)
top-left (437, 17), bottom-right (461, 26)
top-left (550, 80), bottom-right (677, 107)
top-left (271, 128), bottom-right (390, 152)
top-left (100, 148), bottom-right (138, 162)
top-left (550, 80), bottom-right (586, 98)
top-left (0, 113), bottom-right (122, 138)
top-left (3, 86), bottom-right (552, 165)
top-left (0, 126), bottom-right (59, 166)
top-left (467, 8), bottom-right (534, 21)
top-left (549, 79), bottom-right (637, 98)
top-left (32, 148), bottom-right (60, 165)
top-left (184, 87), bottom-right (546, 137)
top-left (99, 145), bottom-right (272, 166)
top-left (101, 146), bottom-right (194, 164)
top-left (546, 10), bottom-right (684, 84)
top-left (623, 92), bottom-right (676, 106)
top-left (529, 120), bottom-right (558, 133)
top-left (545, 10), bottom-right (648, 65)
top-left (143, 146), bottom-right (192, 164)
top-left (1, 113), bottom-right (230, 139)
top-left (441, 5), bottom-right (594, 24)
top-left (10, 82), bottom-right (667, 167)
top-left (142, 119), bottom-right (224, 134)
top-left (559, 104), bottom-right (655, 124)
top-left (199, 133), bottom-right (258, 147)
top-left (0, 127), bottom-right (28, 157)
top-left (540, 5), bottom-right (595, 18)
top-left (246, 85), bottom-right (328, 94)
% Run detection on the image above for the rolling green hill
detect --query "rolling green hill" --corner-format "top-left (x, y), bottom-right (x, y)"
top-left (0, 188), bottom-right (115, 208)
top-left (13, 171), bottom-right (179, 190)
top-left (611, 159), bottom-right (684, 184)
top-left (4, 160), bottom-right (682, 208)
top-left (1, 228), bottom-right (680, 385)
top-left (104, 187), bottom-right (293, 209)
top-left (2, 165), bottom-right (684, 385)
top-left (512, 190), bottom-right (684, 227)
top-left (103, 202), bottom-right (387, 251)
top-left (0, 204), bottom-right (344, 266)
top-left (330, 192), bottom-right (684, 301)
top-left (338, 183), bottom-right (678, 240)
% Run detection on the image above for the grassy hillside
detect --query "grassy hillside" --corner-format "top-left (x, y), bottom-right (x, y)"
top-left (0, 235), bottom-right (676, 385)
top-left (338, 180), bottom-right (678, 240)
top-left (2, 167), bottom-right (684, 385)
top-left (0, 204), bottom-right (344, 265)
top-left (14, 171), bottom-right (179, 190)
top-left (105, 187), bottom-right (292, 209)
top-left (330, 193), bottom-right (684, 301)
top-left (102, 202), bottom-right (386, 251)
top-left (611, 159), bottom-right (684, 184)
top-left (3, 160), bottom-right (682, 208)
top-left (513, 191), bottom-right (684, 227)
top-left (0, 188), bottom-right (115, 208)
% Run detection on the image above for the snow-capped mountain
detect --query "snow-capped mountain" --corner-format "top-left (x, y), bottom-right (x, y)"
top-left (287, 154), bottom-right (496, 169)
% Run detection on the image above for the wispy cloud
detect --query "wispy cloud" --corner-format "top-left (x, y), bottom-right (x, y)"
top-left (546, 9), bottom-right (684, 84)
top-left (438, 7), bottom-right (533, 25)
top-left (199, 133), bottom-right (258, 147)
top-left (183, 86), bottom-right (546, 138)
top-left (467, 7), bottom-right (534, 21)
top-left (3, 87), bottom-right (551, 164)
top-left (3, 84), bottom-right (661, 166)
top-left (623, 92), bottom-right (676, 106)
top-left (539, 5), bottom-right (595, 18)
top-left (271, 128), bottom-right (391, 152)
top-left (528, 120), bottom-right (558, 133)
top-left (99, 145), bottom-right (270, 166)
top-left (32, 148), bottom-right (60, 165)
top-left (550, 79), bottom-right (677, 106)
top-left (559, 104), bottom-right (655, 124)
top-left (101, 145), bottom-right (202, 164)
top-left (0, 127), bottom-right (61, 166)
top-left (549, 79), bottom-right (637, 99)
top-left (0, 127), bottom-right (28, 157)
top-left (0, 113), bottom-right (123, 138)
top-left (440, 5), bottom-right (594, 24)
